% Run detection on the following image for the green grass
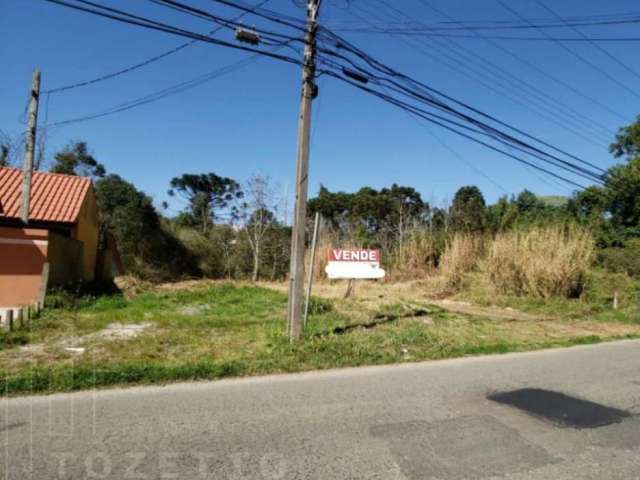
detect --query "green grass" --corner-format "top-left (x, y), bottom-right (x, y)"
top-left (1, 282), bottom-right (639, 396)
top-left (455, 269), bottom-right (640, 324)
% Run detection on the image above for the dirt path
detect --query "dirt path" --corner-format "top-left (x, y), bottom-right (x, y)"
top-left (427, 298), bottom-right (553, 322)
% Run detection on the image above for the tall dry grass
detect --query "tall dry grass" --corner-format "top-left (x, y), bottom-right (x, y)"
top-left (389, 229), bottom-right (440, 279)
top-left (440, 233), bottom-right (486, 288)
top-left (483, 225), bottom-right (594, 298)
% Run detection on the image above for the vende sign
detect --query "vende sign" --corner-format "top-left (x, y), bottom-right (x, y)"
top-left (325, 249), bottom-right (386, 279)
top-left (328, 249), bottom-right (380, 262)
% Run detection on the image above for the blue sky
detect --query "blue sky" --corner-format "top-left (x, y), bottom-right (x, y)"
top-left (2, 0), bottom-right (640, 216)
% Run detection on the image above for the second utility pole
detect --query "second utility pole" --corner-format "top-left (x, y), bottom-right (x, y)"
top-left (21, 69), bottom-right (41, 224)
top-left (288, 0), bottom-right (321, 341)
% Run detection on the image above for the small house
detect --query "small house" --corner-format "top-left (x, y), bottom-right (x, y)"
top-left (0, 167), bottom-right (121, 309)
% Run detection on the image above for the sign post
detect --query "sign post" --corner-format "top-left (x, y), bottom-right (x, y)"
top-left (303, 212), bottom-right (321, 328)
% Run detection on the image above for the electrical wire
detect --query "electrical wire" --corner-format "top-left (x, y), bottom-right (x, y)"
top-left (43, 0), bottom-right (602, 190)
top-left (148, 0), bottom-right (301, 43)
top-left (322, 68), bottom-right (589, 189)
top-left (318, 55), bottom-right (602, 184)
top-left (43, 0), bottom-right (304, 66)
top-left (413, 0), bottom-right (627, 126)
top-left (496, 0), bottom-right (640, 101)
top-left (337, 16), bottom-right (640, 32)
top-left (204, 0), bottom-right (308, 31)
top-left (332, 27), bottom-right (640, 43)
top-left (46, 53), bottom-right (268, 128)
top-left (318, 29), bottom-right (606, 177)
top-left (409, 115), bottom-right (510, 194)
top-left (44, 0), bottom-right (273, 94)
top-left (349, 0), bottom-right (614, 146)
top-left (534, 0), bottom-right (640, 83)
top-left (315, 28), bottom-right (606, 185)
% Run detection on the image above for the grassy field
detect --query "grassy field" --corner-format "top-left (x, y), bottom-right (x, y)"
top-left (1, 280), bottom-right (639, 396)
top-left (453, 269), bottom-right (640, 324)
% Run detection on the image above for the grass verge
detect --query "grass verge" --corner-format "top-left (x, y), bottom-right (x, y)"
top-left (1, 282), bottom-right (639, 396)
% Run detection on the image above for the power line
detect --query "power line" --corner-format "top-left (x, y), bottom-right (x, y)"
top-left (336, 1), bottom-right (613, 149)
top-left (148, 0), bottom-right (302, 43)
top-left (46, 53), bottom-right (267, 127)
top-left (358, 0), bottom-right (614, 146)
top-left (534, 0), bottom-right (640, 83)
top-left (496, 0), bottom-right (640, 101)
top-left (325, 24), bottom-right (607, 184)
top-left (338, 15), bottom-right (640, 32)
top-left (323, 69), bottom-right (589, 189)
top-left (409, 115), bottom-right (510, 195)
top-left (44, 0), bottom-right (273, 94)
top-left (43, 0), bottom-right (601, 190)
top-left (43, 0), bottom-right (303, 66)
top-left (413, 0), bottom-right (627, 127)
top-left (435, 11), bottom-right (640, 26)
top-left (317, 55), bottom-right (602, 184)
top-left (332, 26), bottom-right (640, 43)
top-left (316, 28), bottom-right (606, 184)
top-left (204, 0), bottom-right (307, 31)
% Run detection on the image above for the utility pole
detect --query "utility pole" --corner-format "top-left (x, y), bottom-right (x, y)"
top-left (287, 0), bottom-right (321, 341)
top-left (21, 69), bottom-right (41, 224)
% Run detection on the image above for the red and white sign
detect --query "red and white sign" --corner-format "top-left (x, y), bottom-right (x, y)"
top-left (325, 249), bottom-right (385, 279)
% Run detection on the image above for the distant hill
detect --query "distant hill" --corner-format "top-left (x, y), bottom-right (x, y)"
top-left (538, 195), bottom-right (568, 208)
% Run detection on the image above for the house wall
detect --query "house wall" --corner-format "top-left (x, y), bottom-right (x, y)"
top-left (71, 187), bottom-right (99, 282)
top-left (0, 227), bottom-right (48, 307)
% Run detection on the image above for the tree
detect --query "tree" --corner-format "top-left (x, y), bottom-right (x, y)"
top-left (307, 185), bottom-right (353, 230)
top-left (0, 145), bottom-right (8, 167)
top-left (568, 186), bottom-right (607, 222)
top-left (610, 114), bottom-right (640, 159)
top-left (450, 186), bottom-right (486, 232)
top-left (95, 175), bottom-right (160, 256)
top-left (605, 157), bottom-right (640, 234)
top-left (379, 184), bottom-right (428, 256)
top-left (0, 130), bottom-right (24, 167)
top-left (603, 116), bottom-right (640, 237)
top-left (168, 173), bottom-right (243, 233)
top-left (487, 195), bottom-right (516, 232)
top-left (240, 174), bottom-right (279, 282)
top-left (95, 174), bottom-right (197, 279)
top-left (514, 190), bottom-right (543, 215)
top-left (50, 142), bottom-right (106, 179)
top-left (307, 184), bottom-right (428, 248)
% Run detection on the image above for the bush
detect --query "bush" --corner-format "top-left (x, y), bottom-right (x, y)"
top-left (440, 233), bottom-right (485, 288)
top-left (597, 239), bottom-right (640, 277)
top-left (484, 225), bottom-right (594, 298)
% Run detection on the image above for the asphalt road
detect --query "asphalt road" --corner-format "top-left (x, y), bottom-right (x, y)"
top-left (2, 340), bottom-right (640, 479)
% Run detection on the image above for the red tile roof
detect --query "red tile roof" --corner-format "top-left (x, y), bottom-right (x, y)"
top-left (0, 167), bottom-right (91, 224)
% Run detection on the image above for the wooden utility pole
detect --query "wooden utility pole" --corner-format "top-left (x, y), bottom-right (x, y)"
top-left (287, 0), bottom-right (321, 341)
top-left (303, 212), bottom-right (321, 328)
top-left (21, 69), bottom-right (41, 224)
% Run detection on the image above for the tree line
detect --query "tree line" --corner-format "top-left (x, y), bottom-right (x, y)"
top-left (5, 114), bottom-right (639, 282)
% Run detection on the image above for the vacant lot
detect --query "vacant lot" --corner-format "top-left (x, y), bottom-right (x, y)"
top-left (1, 280), bottom-right (639, 396)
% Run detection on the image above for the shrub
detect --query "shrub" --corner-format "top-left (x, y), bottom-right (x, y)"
top-left (440, 233), bottom-right (485, 288)
top-left (596, 239), bottom-right (640, 277)
top-left (484, 225), bottom-right (594, 298)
